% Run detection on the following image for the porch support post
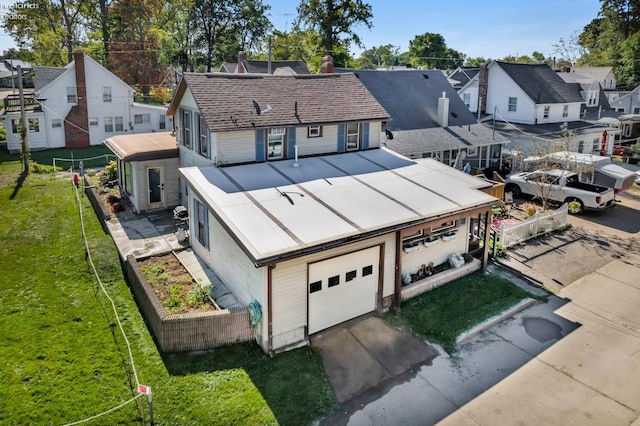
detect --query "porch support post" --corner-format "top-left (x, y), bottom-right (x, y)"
top-left (482, 209), bottom-right (492, 272)
top-left (393, 230), bottom-right (402, 312)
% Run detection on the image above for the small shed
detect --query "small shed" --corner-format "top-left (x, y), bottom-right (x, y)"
top-left (105, 132), bottom-right (180, 213)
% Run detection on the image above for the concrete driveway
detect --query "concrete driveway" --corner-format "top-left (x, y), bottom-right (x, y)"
top-left (314, 266), bottom-right (580, 425)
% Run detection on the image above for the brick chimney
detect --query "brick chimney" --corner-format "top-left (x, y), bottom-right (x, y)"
top-left (237, 51), bottom-right (245, 73)
top-left (64, 51), bottom-right (90, 148)
top-left (478, 62), bottom-right (488, 115)
top-left (321, 54), bottom-right (334, 74)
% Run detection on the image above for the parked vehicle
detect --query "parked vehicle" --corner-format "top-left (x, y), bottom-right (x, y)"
top-left (505, 169), bottom-right (615, 214)
top-left (525, 152), bottom-right (636, 193)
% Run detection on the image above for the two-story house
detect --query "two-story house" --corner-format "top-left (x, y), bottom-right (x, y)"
top-left (2, 51), bottom-right (172, 154)
top-left (163, 68), bottom-right (498, 354)
top-left (482, 61), bottom-right (585, 125)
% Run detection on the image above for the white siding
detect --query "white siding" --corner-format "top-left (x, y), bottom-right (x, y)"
top-left (217, 130), bottom-right (255, 164)
top-left (269, 233), bottom-right (395, 351)
top-left (129, 158), bottom-right (179, 212)
top-left (35, 55), bottom-right (169, 148)
top-left (459, 80), bottom-right (479, 113)
top-left (534, 103), bottom-right (583, 124)
top-left (486, 63), bottom-right (536, 124)
top-left (401, 225), bottom-right (467, 276)
top-left (5, 112), bottom-right (49, 153)
top-left (295, 125), bottom-right (338, 156)
top-left (189, 191), bottom-right (267, 307)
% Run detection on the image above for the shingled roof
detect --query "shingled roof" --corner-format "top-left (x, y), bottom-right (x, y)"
top-left (348, 69), bottom-right (478, 131)
top-left (34, 66), bottom-right (66, 91)
top-left (495, 61), bottom-right (584, 104)
top-left (167, 72), bottom-right (390, 132)
top-left (242, 59), bottom-right (310, 75)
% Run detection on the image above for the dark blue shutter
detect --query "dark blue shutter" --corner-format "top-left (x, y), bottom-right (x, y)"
top-left (337, 124), bottom-right (346, 153)
top-left (287, 127), bottom-right (296, 159)
top-left (362, 123), bottom-right (370, 150)
top-left (255, 130), bottom-right (265, 162)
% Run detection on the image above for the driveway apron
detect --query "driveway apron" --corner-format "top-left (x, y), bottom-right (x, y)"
top-left (311, 316), bottom-right (439, 403)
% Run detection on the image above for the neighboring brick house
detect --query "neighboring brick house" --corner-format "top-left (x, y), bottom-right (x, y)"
top-left (163, 66), bottom-right (498, 354)
top-left (2, 51), bottom-right (172, 153)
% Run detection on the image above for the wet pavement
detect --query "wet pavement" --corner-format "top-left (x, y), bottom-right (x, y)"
top-left (316, 267), bottom-right (580, 425)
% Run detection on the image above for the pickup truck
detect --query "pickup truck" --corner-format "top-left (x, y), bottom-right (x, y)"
top-left (504, 169), bottom-right (615, 214)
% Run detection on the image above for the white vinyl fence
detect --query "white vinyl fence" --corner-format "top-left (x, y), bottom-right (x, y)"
top-left (497, 204), bottom-right (568, 248)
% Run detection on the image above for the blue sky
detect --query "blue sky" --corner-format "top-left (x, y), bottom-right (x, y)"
top-left (268, 0), bottom-right (603, 60)
top-left (0, 0), bottom-right (602, 61)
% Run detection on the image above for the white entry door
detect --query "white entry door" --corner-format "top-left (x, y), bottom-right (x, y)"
top-left (308, 246), bottom-right (380, 334)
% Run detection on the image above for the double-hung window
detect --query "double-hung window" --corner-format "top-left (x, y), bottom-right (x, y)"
top-left (268, 128), bottom-right (285, 159)
top-left (198, 114), bottom-right (208, 157)
top-left (67, 87), bottom-right (77, 103)
top-left (346, 123), bottom-right (360, 150)
top-left (508, 97), bottom-right (517, 112)
top-left (543, 106), bottom-right (550, 119)
top-left (181, 109), bottom-right (192, 148)
top-left (104, 117), bottom-right (114, 132)
top-left (194, 199), bottom-right (209, 248)
top-left (463, 93), bottom-right (471, 108)
top-left (159, 115), bottom-right (166, 130)
top-left (115, 116), bottom-right (124, 132)
top-left (103, 86), bottom-right (112, 102)
top-left (562, 105), bottom-right (569, 118)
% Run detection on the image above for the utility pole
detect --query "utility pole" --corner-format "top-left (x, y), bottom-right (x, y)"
top-left (18, 65), bottom-right (29, 173)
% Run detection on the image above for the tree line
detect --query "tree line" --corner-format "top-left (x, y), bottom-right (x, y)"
top-left (2, 0), bottom-right (639, 95)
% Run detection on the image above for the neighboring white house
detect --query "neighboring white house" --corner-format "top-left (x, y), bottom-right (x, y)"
top-left (483, 61), bottom-right (585, 125)
top-left (2, 51), bottom-right (172, 153)
top-left (165, 65), bottom-right (498, 354)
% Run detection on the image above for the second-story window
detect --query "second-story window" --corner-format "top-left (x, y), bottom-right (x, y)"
top-left (508, 97), bottom-right (517, 112)
top-left (268, 128), bottom-right (285, 159)
top-left (346, 123), bottom-right (360, 151)
top-left (181, 109), bottom-right (192, 148)
top-left (67, 86), bottom-right (77, 103)
top-left (103, 86), bottom-right (112, 102)
top-left (463, 93), bottom-right (471, 108)
top-left (562, 105), bottom-right (569, 118)
top-left (308, 125), bottom-right (322, 138)
top-left (198, 114), bottom-right (208, 157)
top-left (543, 106), bottom-right (550, 119)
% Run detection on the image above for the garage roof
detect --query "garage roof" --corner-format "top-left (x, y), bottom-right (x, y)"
top-left (105, 132), bottom-right (178, 161)
top-left (180, 148), bottom-right (497, 266)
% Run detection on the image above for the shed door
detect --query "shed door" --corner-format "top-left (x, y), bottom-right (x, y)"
top-left (308, 246), bottom-right (379, 334)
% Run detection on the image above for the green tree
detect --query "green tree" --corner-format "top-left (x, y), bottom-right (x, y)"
top-left (296, 0), bottom-right (373, 67)
top-left (356, 44), bottom-right (400, 68)
top-left (2, 0), bottom-right (91, 65)
top-left (408, 32), bottom-right (451, 69)
top-left (465, 56), bottom-right (491, 67)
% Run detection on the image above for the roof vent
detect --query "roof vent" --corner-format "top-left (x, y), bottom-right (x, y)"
top-left (422, 74), bottom-right (429, 79)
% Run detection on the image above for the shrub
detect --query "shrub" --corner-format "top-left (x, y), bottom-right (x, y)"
top-left (99, 160), bottom-right (117, 187)
top-left (188, 284), bottom-right (211, 307)
top-left (463, 253), bottom-right (474, 263)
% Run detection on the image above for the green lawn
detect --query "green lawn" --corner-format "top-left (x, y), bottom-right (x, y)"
top-left (386, 272), bottom-right (543, 353)
top-left (0, 150), bottom-right (336, 425)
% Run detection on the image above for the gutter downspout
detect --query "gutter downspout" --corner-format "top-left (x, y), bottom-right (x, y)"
top-left (482, 209), bottom-right (492, 272)
top-left (267, 264), bottom-right (275, 355)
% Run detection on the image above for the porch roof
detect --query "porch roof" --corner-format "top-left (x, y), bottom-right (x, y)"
top-left (105, 132), bottom-right (178, 162)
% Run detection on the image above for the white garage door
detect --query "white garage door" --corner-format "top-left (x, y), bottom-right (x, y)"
top-left (308, 246), bottom-right (380, 334)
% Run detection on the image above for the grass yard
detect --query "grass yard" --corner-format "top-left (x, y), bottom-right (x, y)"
top-left (0, 150), bottom-right (336, 425)
top-left (386, 271), bottom-right (543, 353)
